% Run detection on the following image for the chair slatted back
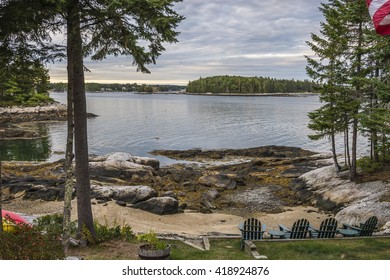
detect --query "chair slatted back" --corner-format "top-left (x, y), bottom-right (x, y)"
top-left (317, 218), bottom-right (338, 238)
top-left (290, 219), bottom-right (310, 239)
top-left (359, 216), bottom-right (378, 236)
top-left (242, 218), bottom-right (263, 241)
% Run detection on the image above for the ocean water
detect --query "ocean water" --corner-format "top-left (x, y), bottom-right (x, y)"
top-left (3, 92), bottom-right (363, 163)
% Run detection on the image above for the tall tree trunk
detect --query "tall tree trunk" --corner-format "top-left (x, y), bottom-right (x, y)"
top-left (63, 15), bottom-right (75, 254)
top-left (344, 118), bottom-right (351, 168)
top-left (372, 67), bottom-right (379, 163)
top-left (331, 130), bottom-right (341, 172)
top-left (350, 117), bottom-right (358, 180)
top-left (67, 0), bottom-right (95, 241)
top-left (350, 20), bottom-right (364, 181)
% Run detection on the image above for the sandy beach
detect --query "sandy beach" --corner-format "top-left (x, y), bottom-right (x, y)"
top-left (4, 198), bottom-right (331, 237)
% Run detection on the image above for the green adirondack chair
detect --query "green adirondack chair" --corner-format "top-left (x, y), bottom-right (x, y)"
top-left (343, 216), bottom-right (378, 236)
top-left (279, 218), bottom-right (310, 239)
top-left (309, 217), bottom-right (338, 238)
top-left (238, 218), bottom-right (266, 250)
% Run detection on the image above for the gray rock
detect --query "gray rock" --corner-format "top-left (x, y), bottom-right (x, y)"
top-left (199, 174), bottom-right (237, 190)
top-left (162, 191), bottom-right (178, 200)
top-left (115, 200), bottom-right (127, 207)
top-left (201, 199), bottom-right (216, 209)
top-left (201, 189), bottom-right (220, 201)
top-left (91, 185), bottom-right (158, 204)
top-left (381, 221), bottom-right (390, 234)
top-left (299, 165), bottom-right (390, 228)
top-left (335, 201), bottom-right (390, 228)
top-left (131, 197), bottom-right (179, 215)
top-left (90, 159), bottom-right (156, 181)
top-left (89, 152), bottom-right (160, 181)
top-left (92, 152), bottom-right (160, 170)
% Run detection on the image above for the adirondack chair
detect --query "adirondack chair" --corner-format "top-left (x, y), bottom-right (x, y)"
top-left (279, 218), bottom-right (310, 239)
top-left (238, 218), bottom-right (266, 250)
top-left (309, 217), bottom-right (338, 238)
top-left (343, 216), bottom-right (378, 236)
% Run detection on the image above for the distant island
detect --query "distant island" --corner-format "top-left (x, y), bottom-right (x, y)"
top-left (187, 75), bottom-right (319, 95)
top-left (49, 82), bottom-right (186, 93)
top-left (49, 75), bottom-right (319, 95)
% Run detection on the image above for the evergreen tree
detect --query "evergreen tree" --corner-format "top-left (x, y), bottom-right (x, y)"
top-left (306, 0), bottom-right (350, 172)
top-left (0, 0), bottom-right (184, 240)
top-left (307, 0), bottom-right (390, 180)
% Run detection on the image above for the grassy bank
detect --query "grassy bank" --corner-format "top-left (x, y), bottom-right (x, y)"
top-left (69, 237), bottom-right (390, 260)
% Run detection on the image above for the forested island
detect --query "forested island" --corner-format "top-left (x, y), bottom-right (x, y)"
top-left (49, 82), bottom-right (186, 93)
top-left (186, 75), bottom-right (319, 94)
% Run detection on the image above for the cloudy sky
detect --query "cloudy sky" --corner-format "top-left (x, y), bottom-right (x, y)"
top-left (48, 0), bottom-right (325, 85)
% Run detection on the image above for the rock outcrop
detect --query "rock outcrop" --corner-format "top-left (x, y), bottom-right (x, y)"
top-left (89, 152), bottom-right (160, 181)
top-left (0, 103), bottom-right (68, 124)
top-left (297, 165), bottom-right (390, 227)
top-left (91, 185), bottom-right (158, 203)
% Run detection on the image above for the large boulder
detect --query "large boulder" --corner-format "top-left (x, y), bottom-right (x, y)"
top-left (131, 197), bottom-right (179, 215)
top-left (23, 185), bottom-right (64, 201)
top-left (93, 152), bottom-right (160, 170)
top-left (298, 165), bottom-right (390, 228)
top-left (335, 202), bottom-right (390, 228)
top-left (91, 185), bottom-right (158, 204)
top-left (89, 152), bottom-right (160, 180)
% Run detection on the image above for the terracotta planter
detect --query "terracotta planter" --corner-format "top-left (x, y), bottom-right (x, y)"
top-left (138, 244), bottom-right (171, 260)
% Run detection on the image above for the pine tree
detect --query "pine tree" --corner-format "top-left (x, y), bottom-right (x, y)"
top-left (0, 0), bottom-right (184, 240)
top-left (306, 0), bottom-right (351, 172)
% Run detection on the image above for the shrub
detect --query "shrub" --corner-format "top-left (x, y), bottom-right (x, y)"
top-left (82, 220), bottom-right (135, 244)
top-left (136, 231), bottom-right (167, 250)
top-left (0, 224), bottom-right (65, 260)
top-left (357, 156), bottom-right (384, 173)
top-left (34, 213), bottom-right (77, 237)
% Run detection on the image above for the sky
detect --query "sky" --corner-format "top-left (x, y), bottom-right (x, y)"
top-left (48, 0), bottom-right (325, 85)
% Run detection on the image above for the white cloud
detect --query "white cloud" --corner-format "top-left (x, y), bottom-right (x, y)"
top-left (49, 0), bottom-right (324, 84)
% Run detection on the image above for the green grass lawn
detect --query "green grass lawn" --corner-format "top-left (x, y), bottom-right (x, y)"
top-left (170, 237), bottom-right (390, 260)
top-left (170, 239), bottom-right (253, 260)
top-left (67, 237), bottom-right (390, 260)
top-left (254, 238), bottom-right (390, 260)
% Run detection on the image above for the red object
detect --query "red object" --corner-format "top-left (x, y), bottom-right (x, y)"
top-left (367, 0), bottom-right (390, 35)
top-left (1, 210), bottom-right (30, 225)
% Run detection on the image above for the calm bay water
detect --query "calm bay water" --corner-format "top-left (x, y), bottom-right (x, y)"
top-left (48, 92), bottom-right (331, 164)
top-left (4, 92), bottom-right (345, 163)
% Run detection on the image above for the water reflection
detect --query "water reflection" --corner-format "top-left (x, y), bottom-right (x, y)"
top-left (0, 124), bottom-right (52, 161)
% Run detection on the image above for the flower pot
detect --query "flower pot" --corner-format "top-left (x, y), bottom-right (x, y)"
top-left (138, 244), bottom-right (171, 260)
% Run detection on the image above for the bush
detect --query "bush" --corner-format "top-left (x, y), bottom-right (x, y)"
top-left (357, 156), bottom-right (384, 173)
top-left (0, 224), bottom-right (65, 260)
top-left (82, 220), bottom-right (135, 244)
top-left (34, 213), bottom-right (77, 237)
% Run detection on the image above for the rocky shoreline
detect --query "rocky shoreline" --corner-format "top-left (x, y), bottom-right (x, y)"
top-left (0, 103), bottom-right (97, 140)
top-left (1, 104), bottom-right (389, 233)
top-left (1, 146), bottom-right (329, 214)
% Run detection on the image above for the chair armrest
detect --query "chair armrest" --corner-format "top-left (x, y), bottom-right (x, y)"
top-left (343, 223), bottom-right (361, 231)
top-left (278, 224), bottom-right (289, 232)
top-left (308, 225), bottom-right (318, 233)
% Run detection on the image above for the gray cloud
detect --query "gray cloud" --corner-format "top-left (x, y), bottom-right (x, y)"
top-left (49, 0), bottom-right (324, 85)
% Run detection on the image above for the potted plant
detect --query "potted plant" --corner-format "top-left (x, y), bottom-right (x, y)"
top-left (137, 231), bottom-right (171, 260)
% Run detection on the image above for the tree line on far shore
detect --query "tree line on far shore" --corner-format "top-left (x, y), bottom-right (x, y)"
top-left (186, 75), bottom-right (319, 94)
top-left (49, 82), bottom-right (186, 93)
